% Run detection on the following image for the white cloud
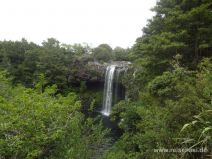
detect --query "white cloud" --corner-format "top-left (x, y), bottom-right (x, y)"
top-left (0, 0), bottom-right (156, 48)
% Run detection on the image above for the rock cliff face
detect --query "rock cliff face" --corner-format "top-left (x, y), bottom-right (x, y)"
top-left (68, 60), bottom-right (131, 83)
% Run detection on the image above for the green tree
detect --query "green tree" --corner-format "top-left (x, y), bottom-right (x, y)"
top-left (93, 44), bottom-right (113, 62)
top-left (132, 0), bottom-right (212, 79)
top-left (0, 71), bottom-right (108, 159)
top-left (113, 47), bottom-right (129, 61)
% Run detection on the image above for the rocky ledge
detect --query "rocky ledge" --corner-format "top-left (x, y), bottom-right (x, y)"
top-left (68, 60), bottom-right (131, 83)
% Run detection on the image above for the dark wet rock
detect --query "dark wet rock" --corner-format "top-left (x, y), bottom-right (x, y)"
top-left (68, 61), bottom-right (131, 83)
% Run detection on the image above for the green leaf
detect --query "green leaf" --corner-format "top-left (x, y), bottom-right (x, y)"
top-left (202, 127), bottom-right (212, 134)
top-left (180, 123), bottom-right (191, 132)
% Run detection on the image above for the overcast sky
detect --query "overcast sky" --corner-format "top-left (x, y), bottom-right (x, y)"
top-left (0, 0), bottom-right (156, 48)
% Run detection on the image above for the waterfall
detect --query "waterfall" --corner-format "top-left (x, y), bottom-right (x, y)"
top-left (101, 65), bottom-right (116, 116)
top-left (114, 69), bottom-right (121, 104)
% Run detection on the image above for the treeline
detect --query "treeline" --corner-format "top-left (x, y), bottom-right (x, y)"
top-left (0, 38), bottom-right (129, 90)
top-left (105, 0), bottom-right (212, 159)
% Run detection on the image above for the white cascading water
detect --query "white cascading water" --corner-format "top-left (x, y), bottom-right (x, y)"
top-left (114, 69), bottom-right (121, 104)
top-left (101, 65), bottom-right (116, 116)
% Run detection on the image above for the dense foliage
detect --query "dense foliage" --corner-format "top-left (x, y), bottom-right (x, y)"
top-left (0, 38), bottom-right (128, 159)
top-left (104, 0), bottom-right (212, 159)
top-left (0, 71), bottom-right (108, 159)
top-left (0, 38), bottom-right (129, 90)
top-left (105, 59), bottom-right (212, 159)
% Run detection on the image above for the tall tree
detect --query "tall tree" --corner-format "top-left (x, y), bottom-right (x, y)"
top-left (93, 44), bottom-right (113, 62)
top-left (133, 0), bottom-right (212, 77)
